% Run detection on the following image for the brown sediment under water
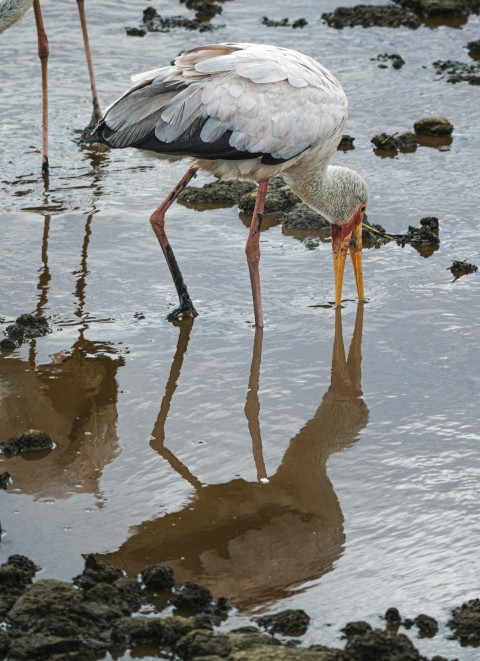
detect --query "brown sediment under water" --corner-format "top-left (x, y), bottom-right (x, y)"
top-left (1, 1), bottom-right (479, 659)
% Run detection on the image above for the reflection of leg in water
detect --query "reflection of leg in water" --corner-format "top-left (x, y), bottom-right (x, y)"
top-left (244, 327), bottom-right (269, 483)
top-left (150, 318), bottom-right (202, 489)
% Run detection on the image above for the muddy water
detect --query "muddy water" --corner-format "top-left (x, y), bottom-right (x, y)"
top-left (1, 0), bottom-right (479, 658)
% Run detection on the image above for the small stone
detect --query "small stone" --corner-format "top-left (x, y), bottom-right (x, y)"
top-left (0, 471), bottom-right (12, 488)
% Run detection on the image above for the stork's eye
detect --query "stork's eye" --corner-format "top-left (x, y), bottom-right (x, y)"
top-left (360, 204), bottom-right (367, 213)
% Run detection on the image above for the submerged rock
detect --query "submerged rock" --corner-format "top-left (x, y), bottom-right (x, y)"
top-left (344, 629), bottom-right (422, 660)
top-left (0, 555), bottom-right (38, 618)
top-left (171, 582), bottom-right (214, 612)
top-left (5, 313), bottom-right (50, 341)
top-left (140, 564), bottom-right (175, 591)
top-left (261, 16), bottom-right (308, 28)
top-left (448, 260), bottom-right (478, 280)
top-left (0, 471), bottom-right (12, 489)
top-left (282, 204), bottom-right (330, 230)
top-left (371, 132), bottom-right (417, 153)
top-left (395, 0), bottom-right (480, 17)
top-left (254, 609), bottom-right (311, 636)
top-left (414, 117), bottom-right (454, 136)
top-left (0, 430), bottom-right (54, 456)
top-left (432, 59), bottom-right (480, 84)
top-left (341, 620), bottom-right (373, 637)
top-left (396, 216), bottom-right (440, 256)
top-left (467, 38), bottom-right (480, 59)
top-left (322, 5), bottom-right (421, 29)
top-left (132, 6), bottom-right (221, 33)
top-left (448, 599), bottom-right (480, 645)
top-left (73, 554), bottom-right (125, 591)
top-left (372, 53), bottom-right (406, 69)
top-left (414, 613), bottom-right (439, 637)
top-left (178, 180), bottom-right (256, 207)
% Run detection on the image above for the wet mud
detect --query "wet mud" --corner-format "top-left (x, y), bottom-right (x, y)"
top-left (0, 553), bottom-right (478, 660)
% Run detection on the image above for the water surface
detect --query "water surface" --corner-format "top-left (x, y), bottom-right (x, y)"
top-left (1, 1), bottom-right (479, 658)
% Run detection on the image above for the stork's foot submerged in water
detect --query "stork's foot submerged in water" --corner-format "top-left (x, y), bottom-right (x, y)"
top-left (167, 303), bottom-right (198, 322)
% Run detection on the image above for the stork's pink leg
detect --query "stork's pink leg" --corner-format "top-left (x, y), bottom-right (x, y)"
top-left (33, 0), bottom-right (49, 174)
top-left (246, 179), bottom-right (269, 327)
top-left (150, 167), bottom-right (198, 320)
top-left (77, 0), bottom-right (102, 130)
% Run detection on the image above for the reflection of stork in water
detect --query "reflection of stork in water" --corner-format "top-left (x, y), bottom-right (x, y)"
top-left (99, 304), bottom-right (368, 609)
top-left (0, 0), bottom-right (101, 172)
top-left (0, 161), bottom-right (123, 500)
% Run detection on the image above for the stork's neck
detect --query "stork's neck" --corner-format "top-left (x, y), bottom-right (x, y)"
top-left (283, 164), bottom-right (368, 227)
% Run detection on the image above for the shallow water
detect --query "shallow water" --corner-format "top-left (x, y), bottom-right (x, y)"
top-left (1, 0), bottom-right (479, 658)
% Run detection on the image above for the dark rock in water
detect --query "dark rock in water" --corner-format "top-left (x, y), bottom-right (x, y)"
top-left (5, 313), bottom-right (50, 341)
top-left (372, 53), bottom-right (406, 69)
top-left (73, 554), bottom-right (124, 591)
top-left (448, 598), bottom-right (480, 645)
top-left (262, 16), bottom-right (308, 28)
top-left (322, 5), bottom-right (421, 29)
top-left (193, 610), bottom-right (222, 629)
top-left (371, 132), bottom-right (417, 153)
top-left (0, 430), bottom-right (54, 456)
top-left (384, 607), bottom-right (402, 624)
top-left (414, 613), bottom-right (438, 637)
top-left (362, 222), bottom-right (392, 247)
top-left (0, 471), bottom-right (12, 488)
top-left (341, 621), bottom-right (373, 637)
top-left (338, 134), bottom-right (355, 150)
top-left (396, 217), bottom-right (440, 256)
top-left (448, 260), bottom-right (478, 280)
top-left (125, 26), bottom-right (146, 36)
top-left (111, 614), bottom-right (193, 647)
top-left (178, 180), bottom-right (256, 207)
top-left (344, 629), bottom-right (422, 660)
top-left (171, 581), bottom-right (213, 611)
top-left (395, 0), bottom-right (480, 17)
top-left (254, 609), bottom-right (311, 636)
top-left (175, 629), bottom-right (280, 660)
top-left (0, 555), bottom-right (38, 617)
top-left (140, 564), bottom-right (175, 591)
top-left (432, 59), bottom-right (480, 84)
top-left (414, 117), bottom-right (453, 136)
top-left (0, 338), bottom-right (16, 352)
top-left (282, 203), bottom-right (330, 230)
top-left (139, 6), bottom-right (218, 32)
top-left (467, 38), bottom-right (480, 59)
top-left (239, 185), bottom-right (299, 215)
top-left (181, 0), bottom-right (224, 22)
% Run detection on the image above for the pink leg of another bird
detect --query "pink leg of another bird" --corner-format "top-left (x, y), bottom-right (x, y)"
top-left (245, 179), bottom-right (269, 327)
top-left (150, 167), bottom-right (199, 321)
top-left (76, 0), bottom-right (102, 130)
top-left (33, 0), bottom-right (49, 174)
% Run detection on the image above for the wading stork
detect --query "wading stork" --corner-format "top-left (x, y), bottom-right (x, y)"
top-left (93, 43), bottom-right (368, 326)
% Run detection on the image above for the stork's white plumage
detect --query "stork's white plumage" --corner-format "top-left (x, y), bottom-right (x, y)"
top-left (94, 43), bottom-right (368, 326)
top-left (0, 0), bottom-right (100, 172)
